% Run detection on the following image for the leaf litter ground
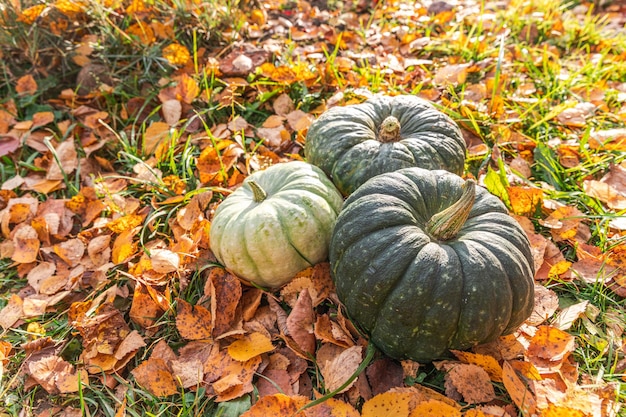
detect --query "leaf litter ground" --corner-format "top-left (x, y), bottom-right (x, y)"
top-left (0, 0), bottom-right (626, 416)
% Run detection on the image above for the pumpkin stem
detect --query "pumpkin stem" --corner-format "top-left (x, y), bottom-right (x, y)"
top-left (378, 116), bottom-right (402, 142)
top-left (427, 179), bottom-right (476, 241)
top-left (248, 180), bottom-right (267, 203)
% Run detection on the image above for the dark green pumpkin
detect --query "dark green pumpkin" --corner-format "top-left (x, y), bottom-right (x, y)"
top-left (329, 168), bottom-right (535, 362)
top-left (305, 95), bottom-right (466, 196)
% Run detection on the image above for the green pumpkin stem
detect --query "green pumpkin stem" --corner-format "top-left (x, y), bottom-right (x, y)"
top-left (248, 180), bottom-right (267, 203)
top-left (427, 179), bottom-right (476, 241)
top-left (378, 116), bottom-right (402, 142)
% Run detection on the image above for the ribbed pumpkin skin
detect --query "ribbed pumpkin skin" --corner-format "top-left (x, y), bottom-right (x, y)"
top-left (305, 95), bottom-right (466, 196)
top-left (330, 168), bottom-right (535, 362)
top-left (210, 161), bottom-right (343, 288)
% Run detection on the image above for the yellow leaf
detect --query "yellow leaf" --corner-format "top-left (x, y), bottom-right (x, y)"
top-left (162, 43), bottom-right (190, 66)
top-left (17, 4), bottom-right (46, 24)
top-left (227, 332), bottom-right (274, 361)
top-left (408, 399), bottom-right (461, 417)
top-left (361, 392), bottom-right (413, 417)
top-left (111, 227), bottom-right (139, 264)
top-left (106, 214), bottom-right (144, 234)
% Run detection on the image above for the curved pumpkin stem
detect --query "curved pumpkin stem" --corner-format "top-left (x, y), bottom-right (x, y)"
top-left (378, 116), bottom-right (401, 142)
top-left (248, 180), bottom-right (267, 203)
top-left (427, 179), bottom-right (476, 241)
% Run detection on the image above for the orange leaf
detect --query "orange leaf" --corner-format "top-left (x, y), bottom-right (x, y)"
top-left (111, 227), bottom-right (139, 264)
top-left (408, 399), bottom-right (461, 417)
top-left (53, 238), bottom-right (85, 267)
top-left (16, 75), bottom-right (38, 96)
top-left (527, 325), bottom-right (575, 362)
top-left (129, 283), bottom-right (166, 328)
top-left (227, 332), bottom-right (274, 361)
top-left (131, 358), bottom-right (178, 397)
top-left (176, 299), bottom-right (212, 340)
top-left (304, 397), bottom-right (360, 417)
top-left (502, 361), bottom-right (537, 415)
top-left (143, 121), bottom-right (171, 155)
top-left (361, 392), bottom-right (413, 417)
top-left (507, 186), bottom-right (543, 216)
top-left (12, 224), bottom-right (40, 263)
top-left (174, 73), bottom-right (200, 104)
top-left (240, 393), bottom-right (307, 417)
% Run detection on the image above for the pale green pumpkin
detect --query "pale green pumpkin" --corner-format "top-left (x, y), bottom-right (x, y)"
top-left (210, 161), bottom-right (343, 288)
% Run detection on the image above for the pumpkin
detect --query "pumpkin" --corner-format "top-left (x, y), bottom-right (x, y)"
top-left (210, 161), bottom-right (343, 288)
top-left (329, 168), bottom-right (535, 362)
top-left (305, 95), bottom-right (466, 195)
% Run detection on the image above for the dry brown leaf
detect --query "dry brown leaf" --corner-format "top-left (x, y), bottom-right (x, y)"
top-left (320, 345), bottom-right (362, 393)
top-left (286, 289), bottom-right (316, 355)
top-left (240, 393), bottom-right (308, 417)
top-left (527, 284), bottom-right (559, 326)
top-left (366, 358), bottom-right (404, 395)
top-left (131, 357), bottom-right (178, 397)
top-left (213, 355), bottom-right (261, 402)
top-left (583, 164), bottom-right (626, 210)
top-left (16, 74), bottom-right (38, 95)
top-left (149, 248), bottom-right (179, 273)
top-left (0, 294), bottom-right (23, 329)
top-left (11, 224), bottom-right (40, 263)
top-left (208, 268), bottom-right (243, 338)
top-left (444, 364), bottom-right (495, 404)
top-left (314, 314), bottom-right (354, 348)
top-left (175, 298), bottom-right (212, 340)
top-left (46, 140), bottom-right (78, 180)
top-left (450, 350), bottom-right (503, 382)
top-left (551, 301), bottom-right (590, 331)
top-left (28, 355), bottom-right (88, 394)
top-left (87, 234), bottom-right (111, 267)
top-left (27, 261), bottom-right (56, 293)
top-left (129, 283), bottom-right (166, 328)
top-left (53, 238), bottom-right (85, 267)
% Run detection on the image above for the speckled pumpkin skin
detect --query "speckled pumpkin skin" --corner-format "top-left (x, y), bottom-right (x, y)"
top-left (305, 95), bottom-right (466, 196)
top-left (329, 168), bottom-right (535, 362)
top-left (210, 161), bottom-right (344, 288)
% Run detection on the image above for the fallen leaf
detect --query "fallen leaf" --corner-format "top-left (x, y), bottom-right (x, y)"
top-left (16, 74), bottom-right (38, 95)
top-left (131, 358), bottom-right (178, 397)
top-left (227, 332), bottom-right (274, 361)
top-left (552, 301), bottom-right (589, 331)
top-left (240, 393), bottom-right (307, 417)
top-left (286, 289), bottom-right (316, 355)
top-left (409, 399), bottom-right (462, 417)
top-left (450, 350), bottom-right (504, 382)
top-left (12, 224), bottom-right (40, 263)
top-left (0, 294), bottom-right (24, 329)
top-left (527, 284), bottom-right (559, 326)
top-left (583, 164), bottom-right (626, 210)
top-left (502, 361), bottom-right (537, 415)
top-left (361, 392), bottom-right (413, 417)
top-left (208, 268), bottom-right (242, 338)
top-left (176, 298), bottom-right (212, 340)
top-left (53, 238), bottom-right (85, 267)
top-left (304, 397), bottom-right (360, 417)
top-left (320, 345), bottom-right (362, 393)
top-left (444, 364), bottom-right (495, 404)
top-left (527, 325), bottom-right (576, 362)
top-left (366, 358), bottom-right (404, 395)
top-left (46, 140), bottom-right (78, 180)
